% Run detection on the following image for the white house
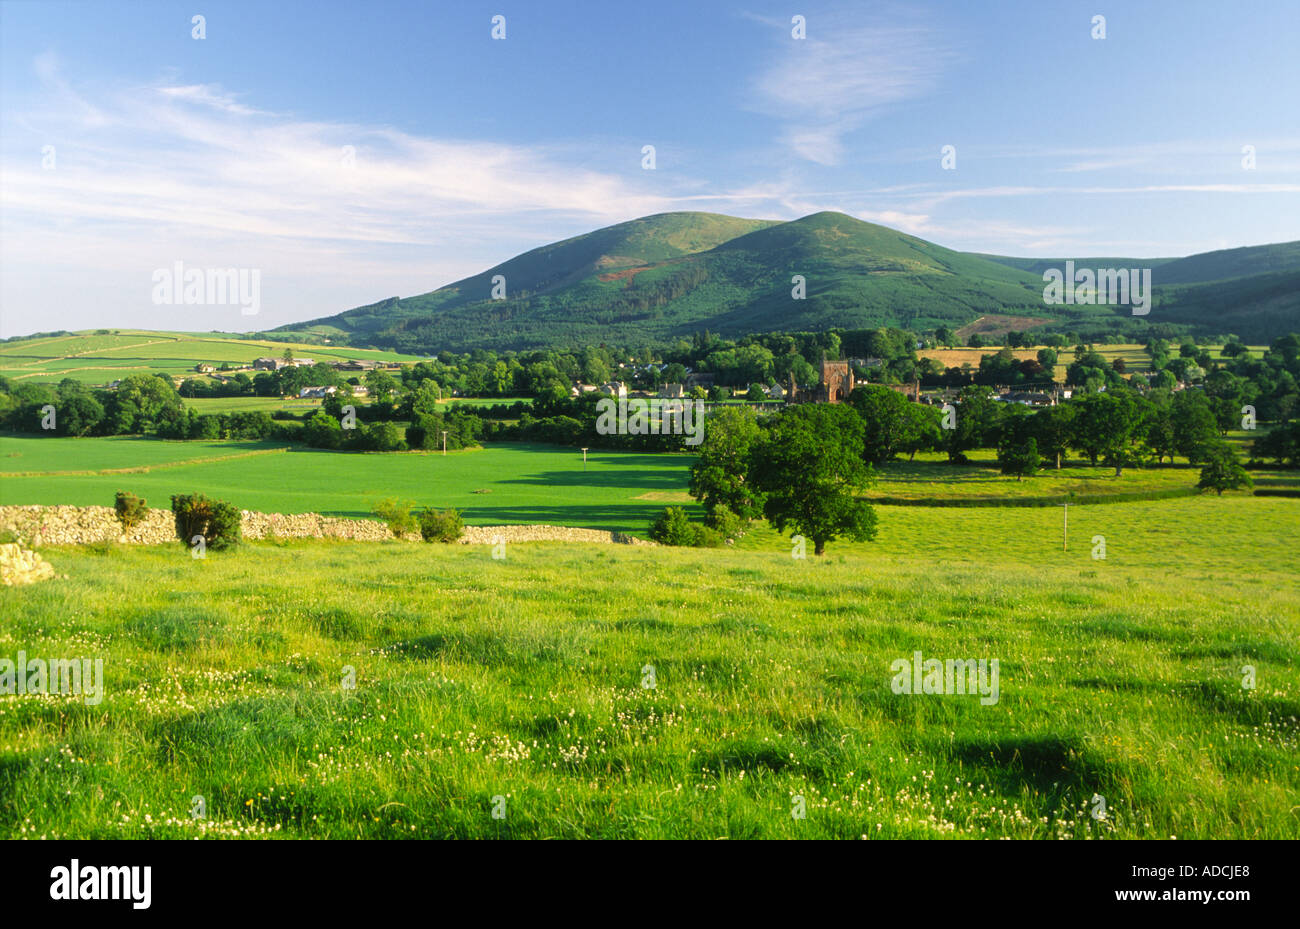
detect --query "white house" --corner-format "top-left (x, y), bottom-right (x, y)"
top-left (298, 385), bottom-right (337, 399)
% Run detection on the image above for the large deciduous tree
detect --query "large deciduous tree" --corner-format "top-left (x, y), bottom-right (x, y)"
top-left (748, 404), bottom-right (878, 555)
top-left (1197, 441), bottom-right (1254, 495)
top-left (688, 406), bottom-right (765, 521)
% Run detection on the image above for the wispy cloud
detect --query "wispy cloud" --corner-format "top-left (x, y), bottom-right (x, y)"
top-left (746, 9), bottom-right (956, 165)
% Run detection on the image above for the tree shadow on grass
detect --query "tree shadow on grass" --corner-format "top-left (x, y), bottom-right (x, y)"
top-left (949, 734), bottom-right (1119, 799)
top-left (496, 467), bottom-right (689, 492)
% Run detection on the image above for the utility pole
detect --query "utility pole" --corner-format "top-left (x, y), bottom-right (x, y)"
top-left (441, 430), bottom-right (448, 456)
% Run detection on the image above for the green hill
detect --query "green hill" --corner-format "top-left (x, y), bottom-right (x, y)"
top-left (273, 211), bottom-right (1300, 352)
top-left (975, 240), bottom-right (1300, 287)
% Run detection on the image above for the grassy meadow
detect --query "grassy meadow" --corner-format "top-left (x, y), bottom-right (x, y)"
top-left (1, 497), bottom-right (1296, 839)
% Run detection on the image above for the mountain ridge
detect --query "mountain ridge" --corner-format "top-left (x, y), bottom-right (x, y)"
top-left (275, 211), bottom-right (1300, 351)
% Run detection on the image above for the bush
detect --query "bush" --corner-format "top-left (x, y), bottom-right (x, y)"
top-left (347, 420), bottom-right (407, 452)
top-left (372, 498), bottom-right (418, 537)
top-left (692, 525), bottom-right (724, 548)
top-left (170, 493), bottom-right (242, 551)
top-left (649, 506), bottom-right (720, 547)
top-left (114, 491), bottom-right (149, 530)
top-left (705, 504), bottom-right (746, 542)
top-left (649, 506), bottom-right (696, 546)
top-left (418, 507), bottom-right (463, 543)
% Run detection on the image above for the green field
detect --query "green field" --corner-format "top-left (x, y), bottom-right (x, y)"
top-left (182, 397), bottom-right (324, 415)
top-left (863, 451), bottom-right (1201, 501)
top-left (1, 496), bottom-right (1296, 838)
top-left (2, 435), bottom-right (1258, 529)
top-left (1, 437), bottom-right (693, 532)
top-left (0, 330), bottom-right (426, 385)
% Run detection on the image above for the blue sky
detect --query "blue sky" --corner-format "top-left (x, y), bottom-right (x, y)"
top-left (2, 0), bottom-right (1297, 337)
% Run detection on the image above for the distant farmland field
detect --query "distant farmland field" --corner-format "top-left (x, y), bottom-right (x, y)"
top-left (917, 343), bottom-right (1266, 383)
top-left (0, 330), bottom-right (426, 385)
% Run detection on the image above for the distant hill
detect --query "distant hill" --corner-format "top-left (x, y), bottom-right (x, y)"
top-left (276, 211), bottom-right (1300, 352)
top-left (975, 240), bottom-right (1300, 286)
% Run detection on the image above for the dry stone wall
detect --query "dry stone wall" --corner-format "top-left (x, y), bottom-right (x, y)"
top-left (0, 506), bottom-right (653, 548)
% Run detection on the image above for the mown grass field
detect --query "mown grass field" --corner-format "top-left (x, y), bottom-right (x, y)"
top-left (182, 397), bottom-right (325, 415)
top-left (862, 451), bottom-right (1200, 501)
top-left (1, 496), bottom-right (1296, 839)
top-left (1, 437), bottom-right (694, 533)
top-left (0, 330), bottom-right (424, 385)
top-left (2, 435), bottom-right (1257, 530)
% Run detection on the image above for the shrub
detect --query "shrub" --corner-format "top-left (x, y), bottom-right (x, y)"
top-left (418, 507), bottom-right (464, 543)
top-left (170, 493), bottom-right (242, 551)
top-left (649, 506), bottom-right (721, 547)
top-left (372, 498), bottom-right (418, 537)
top-left (705, 504), bottom-right (746, 542)
top-left (347, 420), bottom-right (407, 452)
top-left (114, 491), bottom-right (149, 530)
top-left (0, 529), bottom-right (19, 545)
top-left (649, 506), bottom-right (696, 546)
top-left (692, 525), bottom-right (724, 548)
top-left (302, 411), bottom-right (343, 449)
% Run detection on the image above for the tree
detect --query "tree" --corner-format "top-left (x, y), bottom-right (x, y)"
top-left (847, 384), bottom-right (914, 464)
top-left (1170, 391), bottom-right (1219, 464)
top-left (108, 373), bottom-right (183, 434)
top-left (364, 369), bottom-right (400, 404)
top-left (1252, 418), bottom-right (1299, 467)
top-left (688, 407), bottom-right (765, 521)
top-left (1029, 403), bottom-right (1075, 469)
top-left (998, 436), bottom-right (1041, 481)
top-left (898, 402), bottom-right (942, 461)
top-left (55, 392), bottom-right (104, 436)
top-left (1144, 404), bottom-right (1176, 464)
top-left (350, 421), bottom-right (407, 452)
top-left (1197, 442), bottom-right (1253, 495)
top-left (1072, 392), bottom-right (1143, 471)
top-left (748, 404), bottom-right (878, 555)
top-left (302, 410), bottom-right (343, 449)
top-left (943, 385), bottom-right (999, 463)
